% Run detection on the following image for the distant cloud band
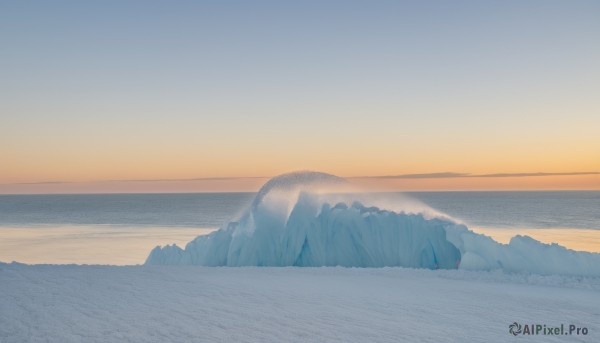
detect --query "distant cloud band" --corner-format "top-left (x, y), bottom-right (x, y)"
top-left (5, 171), bottom-right (598, 185)
top-left (356, 171), bottom-right (600, 179)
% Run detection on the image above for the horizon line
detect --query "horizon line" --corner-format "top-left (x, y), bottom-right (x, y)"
top-left (4, 171), bottom-right (599, 186)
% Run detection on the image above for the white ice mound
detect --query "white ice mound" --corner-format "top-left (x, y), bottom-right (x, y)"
top-left (146, 171), bottom-right (600, 276)
top-left (445, 225), bottom-right (600, 276)
top-left (146, 171), bottom-right (460, 268)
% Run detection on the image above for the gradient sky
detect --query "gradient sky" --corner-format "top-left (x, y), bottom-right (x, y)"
top-left (1, 1), bottom-right (599, 193)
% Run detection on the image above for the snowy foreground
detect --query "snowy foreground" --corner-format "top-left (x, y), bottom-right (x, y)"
top-left (4, 172), bottom-right (599, 342)
top-left (1, 263), bottom-right (599, 343)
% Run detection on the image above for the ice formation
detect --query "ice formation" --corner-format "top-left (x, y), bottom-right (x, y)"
top-left (146, 171), bottom-right (600, 276)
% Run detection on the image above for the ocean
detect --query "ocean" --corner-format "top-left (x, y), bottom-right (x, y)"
top-left (1, 191), bottom-right (599, 264)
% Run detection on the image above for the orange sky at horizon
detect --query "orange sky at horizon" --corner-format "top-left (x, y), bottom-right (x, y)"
top-left (2, 137), bottom-right (599, 193)
top-left (2, 132), bottom-right (599, 193)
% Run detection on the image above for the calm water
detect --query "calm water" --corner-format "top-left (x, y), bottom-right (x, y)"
top-left (1, 191), bottom-right (599, 264)
top-left (1, 191), bottom-right (598, 230)
top-left (0, 193), bottom-right (254, 228)
top-left (409, 191), bottom-right (600, 230)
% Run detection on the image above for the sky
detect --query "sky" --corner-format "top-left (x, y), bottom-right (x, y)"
top-left (1, 0), bottom-right (599, 193)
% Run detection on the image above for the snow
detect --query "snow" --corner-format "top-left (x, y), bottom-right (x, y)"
top-left (251, 170), bottom-right (347, 208)
top-left (4, 172), bottom-right (600, 341)
top-left (147, 172), bottom-right (600, 277)
top-left (1, 263), bottom-right (599, 343)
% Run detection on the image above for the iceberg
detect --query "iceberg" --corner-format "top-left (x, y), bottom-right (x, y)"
top-left (445, 224), bottom-right (600, 276)
top-left (146, 171), bottom-right (600, 276)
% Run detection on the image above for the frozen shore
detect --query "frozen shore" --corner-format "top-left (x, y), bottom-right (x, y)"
top-left (1, 263), bottom-right (598, 342)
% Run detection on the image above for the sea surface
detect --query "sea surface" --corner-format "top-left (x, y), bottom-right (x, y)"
top-left (1, 191), bottom-right (599, 264)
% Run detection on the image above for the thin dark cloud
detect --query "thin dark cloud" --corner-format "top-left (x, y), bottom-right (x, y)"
top-left (357, 172), bottom-right (468, 179)
top-left (5, 172), bottom-right (598, 186)
top-left (111, 176), bottom-right (268, 183)
top-left (475, 172), bottom-right (600, 178)
top-left (7, 176), bottom-right (268, 185)
top-left (354, 171), bottom-right (600, 179)
top-left (13, 181), bottom-right (72, 185)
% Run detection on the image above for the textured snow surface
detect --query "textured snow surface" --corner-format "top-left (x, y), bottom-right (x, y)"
top-left (147, 172), bottom-right (600, 276)
top-left (1, 264), bottom-right (599, 343)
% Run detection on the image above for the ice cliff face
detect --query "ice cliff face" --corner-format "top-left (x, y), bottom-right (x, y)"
top-left (445, 225), bottom-right (600, 277)
top-left (148, 194), bottom-right (461, 268)
top-left (146, 171), bottom-right (460, 268)
top-left (146, 171), bottom-right (600, 276)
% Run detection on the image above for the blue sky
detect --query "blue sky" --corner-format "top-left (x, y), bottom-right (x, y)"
top-left (1, 1), bottom-right (599, 191)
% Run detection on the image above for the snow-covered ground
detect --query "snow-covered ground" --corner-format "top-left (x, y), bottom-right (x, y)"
top-left (1, 263), bottom-right (598, 343)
